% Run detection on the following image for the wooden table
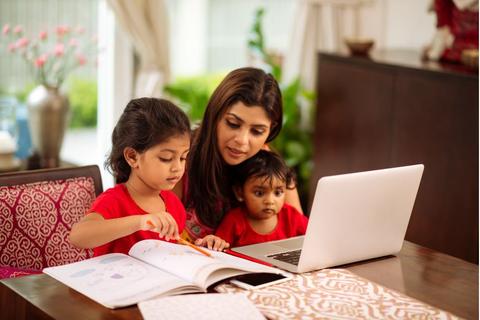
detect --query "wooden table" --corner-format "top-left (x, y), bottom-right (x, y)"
top-left (1, 241), bottom-right (477, 320)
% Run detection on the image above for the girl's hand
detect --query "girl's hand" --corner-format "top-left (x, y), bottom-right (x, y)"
top-left (195, 235), bottom-right (230, 251)
top-left (140, 212), bottom-right (179, 241)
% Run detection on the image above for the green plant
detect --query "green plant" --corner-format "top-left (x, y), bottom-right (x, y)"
top-left (248, 7), bottom-right (316, 209)
top-left (67, 77), bottom-right (97, 128)
top-left (164, 73), bottom-right (225, 127)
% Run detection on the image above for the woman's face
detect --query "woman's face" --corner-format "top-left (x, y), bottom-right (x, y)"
top-left (216, 101), bottom-right (271, 165)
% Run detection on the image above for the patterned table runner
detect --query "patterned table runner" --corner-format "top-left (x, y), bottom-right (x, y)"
top-left (215, 268), bottom-right (461, 320)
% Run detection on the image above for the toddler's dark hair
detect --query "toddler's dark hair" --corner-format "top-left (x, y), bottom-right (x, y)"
top-left (105, 97), bottom-right (190, 183)
top-left (231, 150), bottom-right (296, 191)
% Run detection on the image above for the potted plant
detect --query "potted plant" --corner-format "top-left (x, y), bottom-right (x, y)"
top-left (1, 24), bottom-right (97, 168)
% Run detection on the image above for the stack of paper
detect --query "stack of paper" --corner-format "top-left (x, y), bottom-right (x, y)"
top-left (138, 293), bottom-right (264, 320)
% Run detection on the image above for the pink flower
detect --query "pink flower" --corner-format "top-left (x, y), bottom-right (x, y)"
top-left (1, 23), bottom-right (96, 88)
top-left (7, 43), bottom-right (16, 52)
top-left (54, 43), bottom-right (64, 56)
top-left (15, 37), bottom-right (29, 48)
top-left (34, 54), bottom-right (48, 68)
top-left (69, 38), bottom-right (78, 47)
top-left (56, 25), bottom-right (70, 37)
top-left (39, 31), bottom-right (48, 40)
top-left (13, 25), bottom-right (23, 34)
top-left (76, 53), bottom-right (87, 65)
top-left (2, 24), bottom-right (10, 35)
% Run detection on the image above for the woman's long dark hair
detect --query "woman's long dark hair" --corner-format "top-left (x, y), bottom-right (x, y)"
top-left (186, 67), bottom-right (283, 228)
top-left (105, 97), bottom-right (190, 184)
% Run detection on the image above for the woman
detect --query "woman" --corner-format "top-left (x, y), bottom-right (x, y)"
top-left (175, 67), bottom-right (303, 247)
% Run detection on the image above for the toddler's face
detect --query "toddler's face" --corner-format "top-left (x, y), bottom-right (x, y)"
top-left (135, 133), bottom-right (190, 191)
top-left (241, 175), bottom-right (286, 220)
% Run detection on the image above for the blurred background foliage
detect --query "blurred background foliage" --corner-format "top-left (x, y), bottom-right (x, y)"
top-left (67, 77), bottom-right (97, 128)
top-left (164, 73), bottom-right (225, 128)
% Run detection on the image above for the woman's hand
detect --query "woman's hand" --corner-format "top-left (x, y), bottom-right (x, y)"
top-left (140, 212), bottom-right (179, 241)
top-left (195, 235), bottom-right (230, 251)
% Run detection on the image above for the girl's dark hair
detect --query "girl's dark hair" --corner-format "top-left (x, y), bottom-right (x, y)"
top-left (186, 67), bottom-right (283, 228)
top-left (105, 97), bottom-right (190, 184)
top-left (231, 150), bottom-right (296, 195)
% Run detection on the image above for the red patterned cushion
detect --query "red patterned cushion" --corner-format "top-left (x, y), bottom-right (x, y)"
top-left (0, 266), bottom-right (41, 279)
top-left (0, 176), bottom-right (95, 277)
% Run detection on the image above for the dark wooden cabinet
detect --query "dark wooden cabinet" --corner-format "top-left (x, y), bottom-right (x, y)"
top-left (312, 50), bottom-right (478, 263)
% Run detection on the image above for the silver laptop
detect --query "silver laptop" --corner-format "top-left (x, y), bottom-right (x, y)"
top-left (232, 164), bottom-right (424, 273)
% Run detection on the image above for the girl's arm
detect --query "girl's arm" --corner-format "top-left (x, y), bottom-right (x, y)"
top-left (69, 211), bottom-right (179, 249)
top-left (69, 212), bottom-right (141, 249)
top-left (286, 187), bottom-right (303, 215)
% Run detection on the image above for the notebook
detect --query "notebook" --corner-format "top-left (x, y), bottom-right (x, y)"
top-left (232, 164), bottom-right (424, 273)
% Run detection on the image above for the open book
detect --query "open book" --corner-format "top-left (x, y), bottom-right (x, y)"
top-left (43, 239), bottom-right (281, 309)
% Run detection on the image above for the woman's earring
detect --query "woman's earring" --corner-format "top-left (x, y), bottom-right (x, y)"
top-left (237, 197), bottom-right (244, 202)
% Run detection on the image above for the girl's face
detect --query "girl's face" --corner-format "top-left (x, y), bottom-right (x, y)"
top-left (239, 175), bottom-right (286, 221)
top-left (134, 133), bottom-right (190, 191)
top-left (216, 101), bottom-right (271, 165)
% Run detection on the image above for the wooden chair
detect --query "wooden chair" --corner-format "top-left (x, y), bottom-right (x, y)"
top-left (0, 165), bottom-right (103, 278)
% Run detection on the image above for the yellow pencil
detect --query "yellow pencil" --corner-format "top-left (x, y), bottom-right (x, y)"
top-left (147, 220), bottom-right (212, 258)
top-left (177, 237), bottom-right (212, 258)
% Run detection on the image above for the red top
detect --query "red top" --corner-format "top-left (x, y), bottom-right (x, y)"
top-left (215, 203), bottom-right (308, 247)
top-left (89, 184), bottom-right (186, 256)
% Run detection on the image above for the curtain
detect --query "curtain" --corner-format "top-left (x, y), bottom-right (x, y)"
top-left (107, 0), bottom-right (170, 98)
top-left (283, 0), bottom-right (375, 91)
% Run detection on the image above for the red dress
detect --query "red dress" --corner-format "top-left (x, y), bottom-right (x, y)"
top-left (89, 184), bottom-right (186, 256)
top-left (215, 203), bottom-right (308, 247)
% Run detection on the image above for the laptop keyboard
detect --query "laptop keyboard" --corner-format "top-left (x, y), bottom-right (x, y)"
top-left (267, 249), bottom-right (302, 265)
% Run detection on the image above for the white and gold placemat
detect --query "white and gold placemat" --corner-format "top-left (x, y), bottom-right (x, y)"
top-left (215, 268), bottom-right (461, 320)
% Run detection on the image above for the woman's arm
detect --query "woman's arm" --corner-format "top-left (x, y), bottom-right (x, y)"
top-left (285, 187), bottom-right (303, 214)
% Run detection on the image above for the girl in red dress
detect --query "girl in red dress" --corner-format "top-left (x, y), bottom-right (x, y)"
top-left (70, 98), bottom-right (191, 256)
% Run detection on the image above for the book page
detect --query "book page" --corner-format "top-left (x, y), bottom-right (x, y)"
top-left (129, 240), bottom-right (279, 288)
top-left (138, 293), bottom-right (265, 320)
top-left (43, 253), bottom-right (197, 309)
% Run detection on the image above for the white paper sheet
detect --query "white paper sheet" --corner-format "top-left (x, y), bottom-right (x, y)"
top-left (138, 293), bottom-right (265, 320)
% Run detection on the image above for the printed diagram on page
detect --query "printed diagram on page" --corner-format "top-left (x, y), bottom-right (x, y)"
top-left (69, 255), bottom-right (149, 288)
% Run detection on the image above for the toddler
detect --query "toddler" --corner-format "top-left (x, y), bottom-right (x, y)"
top-left (215, 150), bottom-right (308, 247)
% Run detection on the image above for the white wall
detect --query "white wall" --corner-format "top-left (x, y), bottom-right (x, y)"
top-left (166, 0), bottom-right (295, 76)
top-left (167, 0), bottom-right (208, 76)
top-left (165, 0), bottom-right (436, 78)
top-left (361, 0), bottom-right (435, 49)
